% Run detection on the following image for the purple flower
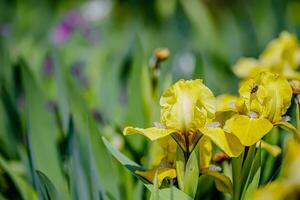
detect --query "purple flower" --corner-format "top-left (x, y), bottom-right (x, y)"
top-left (52, 23), bottom-right (72, 44)
top-left (52, 10), bottom-right (83, 44)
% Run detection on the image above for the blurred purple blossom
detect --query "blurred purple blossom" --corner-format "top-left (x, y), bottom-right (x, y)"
top-left (52, 9), bottom-right (100, 44)
top-left (52, 10), bottom-right (83, 44)
top-left (71, 62), bottom-right (89, 89)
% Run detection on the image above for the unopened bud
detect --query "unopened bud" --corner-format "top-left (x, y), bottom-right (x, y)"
top-left (290, 80), bottom-right (300, 94)
top-left (154, 48), bottom-right (170, 61)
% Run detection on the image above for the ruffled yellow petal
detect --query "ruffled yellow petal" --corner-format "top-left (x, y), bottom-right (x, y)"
top-left (237, 72), bottom-right (292, 123)
top-left (224, 115), bottom-right (273, 146)
top-left (199, 127), bottom-right (244, 157)
top-left (198, 136), bottom-right (212, 168)
top-left (160, 79), bottom-right (216, 131)
top-left (135, 167), bottom-right (176, 187)
top-left (233, 58), bottom-right (269, 78)
top-left (260, 31), bottom-right (300, 70)
top-left (238, 76), bottom-right (268, 115)
top-left (123, 127), bottom-right (176, 141)
top-left (259, 72), bottom-right (292, 123)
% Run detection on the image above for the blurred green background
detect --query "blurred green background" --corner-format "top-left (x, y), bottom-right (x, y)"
top-left (0, 0), bottom-right (300, 199)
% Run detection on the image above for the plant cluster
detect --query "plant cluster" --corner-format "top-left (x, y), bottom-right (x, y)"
top-left (107, 31), bottom-right (300, 200)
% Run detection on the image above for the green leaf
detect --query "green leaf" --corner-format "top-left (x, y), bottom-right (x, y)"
top-left (0, 156), bottom-right (37, 200)
top-left (124, 39), bottom-right (150, 153)
top-left (241, 146), bottom-right (261, 200)
top-left (175, 146), bottom-right (185, 190)
top-left (179, 0), bottom-right (222, 56)
top-left (202, 170), bottom-right (233, 195)
top-left (52, 52), bottom-right (69, 135)
top-left (232, 150), bottom-right (244, 200)
top-left (240, 146), bottom-right (256, 181)
top-left (182, 150), bottom-right (199, 198)
top-left (150, 170), bottom-right (159, 200)
top-left (145, 185), bottom-right (193, 200)
top-left (195, 175), bottom-right (214, 199)
top-left (242, 168), bottom-right (261, 200)
top-left (87, 119), bottom-right (120, 200)
top-left (36, 170), bottom-right (61, 200)
top-left (102, 137), bottom-right (141, 171)
top-left (261, 128), bottom-right (280, 184)
top-left (175, 146), bottom-right (199, 198)
top-left (232, 145), bottom-right (261, 200)
top-left (21, 61), bottom-right (70, 200)
top-left (68, 130), bottom-right (90, 200)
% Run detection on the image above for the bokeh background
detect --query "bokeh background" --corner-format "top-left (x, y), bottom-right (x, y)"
top-left (0, 0), bottom-right (300, 199)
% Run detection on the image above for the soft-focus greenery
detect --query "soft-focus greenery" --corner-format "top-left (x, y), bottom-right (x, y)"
top-left (0, 0), bottom-right (300, 199)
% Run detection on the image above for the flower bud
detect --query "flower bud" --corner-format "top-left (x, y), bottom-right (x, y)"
top-left (154, 48), bottom-right (170, 61)
top-left (289, 80), bottom-right (300, 94)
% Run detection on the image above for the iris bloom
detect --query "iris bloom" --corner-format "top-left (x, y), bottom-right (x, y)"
top-left (124, 79), bottom-right (243, 155)
top-left (215, 93), bottom-right (282, 156)
top-left (224, 72), bottom-right (297, 146)
top-left (254, 139), bottom-right (300, 200)
top-left (124, 80), bottom-right (244, 183)
top-left (233, 31), bottom-right (300, 80)
top-left (124, 80), bottom-right (245, 186)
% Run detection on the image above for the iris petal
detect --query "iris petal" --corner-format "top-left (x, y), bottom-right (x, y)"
top-left (123, 127), bottom-right (176, 141)
top-left (224, 115), bottom-right (273, 146)
top-left (199, 127), bottom-right (244, 157)
top-left (135, 167), bottom-right (176, 187)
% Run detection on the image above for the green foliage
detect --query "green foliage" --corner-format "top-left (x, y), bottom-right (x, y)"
top-left (0, 0), bottom-right (299, 199)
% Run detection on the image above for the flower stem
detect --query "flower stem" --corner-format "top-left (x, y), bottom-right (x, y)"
top-left (184, 132), bottom-right (190, 163)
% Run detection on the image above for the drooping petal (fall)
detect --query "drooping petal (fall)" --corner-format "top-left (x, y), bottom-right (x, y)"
top-left (274, 121), bottom-right (300, 138)
top-left (199, 127), bottom-right (244, 157)
top-left (224, 115), bottom-right (273, 146)
top-left (123, 127), bottom-right (176, 141)
top-left (198, 136), bottom-right (212, 168)
top-left (135, 167), bottom-right (176, 187)
top-left (259, 140), bottom-right (281, 157)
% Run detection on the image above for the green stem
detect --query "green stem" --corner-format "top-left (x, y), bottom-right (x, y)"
top-left (232, 145), bottom-right (257, 200)
top-left (184, 132), bottom-right (190, 163)
top-left (232, 152), bottom-right (243, 200)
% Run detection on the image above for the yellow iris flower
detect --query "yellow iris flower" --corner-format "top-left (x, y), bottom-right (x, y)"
top-left (233, 31), bottom-right (300, 80)
top-left (253, 139), bottom-right (300, 200)
top-left (124, 79), bottom-right (243, 159)
top-left (224, 72), bottom-right (296, 146)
